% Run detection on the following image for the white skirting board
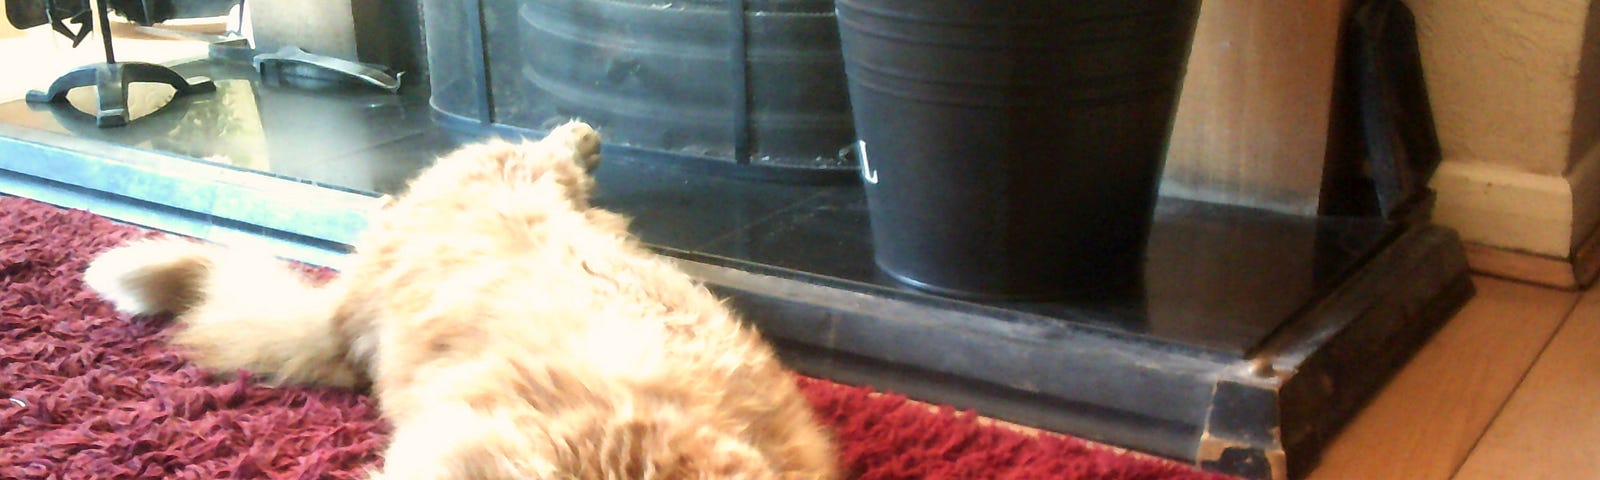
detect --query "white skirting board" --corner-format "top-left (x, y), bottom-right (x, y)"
top-left (1430, 144), bottom-right (1600, 288)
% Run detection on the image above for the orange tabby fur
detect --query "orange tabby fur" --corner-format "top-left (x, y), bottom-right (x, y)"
top-left (82, 122), bottom-right (839, 479)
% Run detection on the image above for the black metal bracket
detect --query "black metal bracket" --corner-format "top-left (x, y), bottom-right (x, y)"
top-left (728, 0), bottom-right (752, 163)
top-left (26, 62), bottom-right (216, 127)
top-left (463, 0), bottom-right (494, 123)
top-left (8, 0), bottom-right (91, 46)
top-left (24, 0), bottom-right (215, 127)
top-left (1321, 0), bottom-right (1443, 222)
top-left (48, 5), bottom-right (93, 46)
top-left (1349, 0), bottom-right (1440, 220)
top-left (253, 46), bottom-right (403, 94)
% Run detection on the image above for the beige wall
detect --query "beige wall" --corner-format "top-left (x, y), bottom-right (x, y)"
top-left (1410, 0), bottom-right (1600, 260)
top-left (1407, 0), bottom-right (1595, 176)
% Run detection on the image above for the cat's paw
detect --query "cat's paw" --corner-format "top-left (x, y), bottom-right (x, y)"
top-left (547, 120), bottom-right (601, 172)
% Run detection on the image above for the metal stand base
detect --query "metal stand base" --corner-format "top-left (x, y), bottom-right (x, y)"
top-left (26, 62), bottom-right (216, 127)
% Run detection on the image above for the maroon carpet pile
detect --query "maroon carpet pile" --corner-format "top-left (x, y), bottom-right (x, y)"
top-left (0, 196), bottom-right (1230, 479)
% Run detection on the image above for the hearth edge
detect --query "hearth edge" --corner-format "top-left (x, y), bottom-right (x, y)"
top-left (0, 123), bottom-right (1474, 480)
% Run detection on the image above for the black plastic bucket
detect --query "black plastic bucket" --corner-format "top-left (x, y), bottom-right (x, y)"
top-left (838, 0), bottom-right (1201, 299)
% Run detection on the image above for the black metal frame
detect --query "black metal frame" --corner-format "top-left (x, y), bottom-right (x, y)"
top-left (23, 0), bottom-right (215, 127)
top-left (463, 0), bottom-right (493, 124)
top-left (728, 0), bottom-right (752, 164)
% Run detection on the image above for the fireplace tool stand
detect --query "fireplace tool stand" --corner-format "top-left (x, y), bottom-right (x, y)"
top-left (25, 0), bottom-right (215, 127)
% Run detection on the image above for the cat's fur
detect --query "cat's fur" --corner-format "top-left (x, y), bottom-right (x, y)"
top-left (83, 122), bottom-right (839, 479)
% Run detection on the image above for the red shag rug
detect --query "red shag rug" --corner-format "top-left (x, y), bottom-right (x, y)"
top-left (0, 196), bottom-right (1231, 480)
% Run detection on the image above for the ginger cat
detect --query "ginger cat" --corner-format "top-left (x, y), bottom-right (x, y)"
top-left (84, 122), bottom-right (839, 479)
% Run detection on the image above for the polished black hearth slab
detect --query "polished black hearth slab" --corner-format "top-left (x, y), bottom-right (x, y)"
top-left (0, 62), bottom-right (448, 196)
top-left (0, 60), bottom-right (1392, 356)
top-left (0, 58), bottom-right (1473, 480)
top-left (687, 187), bottom-right (1396, 355)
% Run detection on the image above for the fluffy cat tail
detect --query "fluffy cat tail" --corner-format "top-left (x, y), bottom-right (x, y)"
top-left (83, 238), bottom-right (365, 387)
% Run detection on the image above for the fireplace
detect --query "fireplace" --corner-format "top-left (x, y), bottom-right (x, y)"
top-left (424, 0), bottom-right (858, 182)
top-left (0, 1), bottom-right (1472, 478)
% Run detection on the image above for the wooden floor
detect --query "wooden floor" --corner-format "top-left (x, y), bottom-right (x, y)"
top-left (1305, 275), bottom-right (1597, 479)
